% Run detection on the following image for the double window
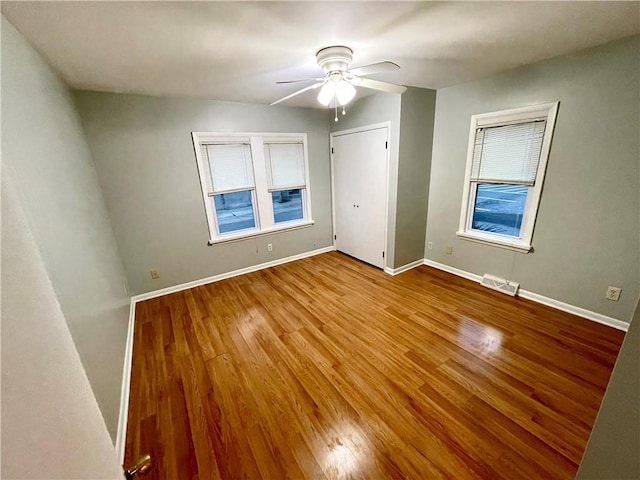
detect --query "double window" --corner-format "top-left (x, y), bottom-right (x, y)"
top-left (457, 103), bottom-right (559, 252)
top-left (192, 133), bottom-right (313, 244)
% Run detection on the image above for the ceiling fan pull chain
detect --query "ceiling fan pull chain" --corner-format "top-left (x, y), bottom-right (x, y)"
top-left (342, 105), bottom-right (346, 116)
top-left (335, 103), bottom-right (338, 122)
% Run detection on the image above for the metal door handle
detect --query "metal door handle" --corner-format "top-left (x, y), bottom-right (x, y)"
top-left (124, 453), bottom-right (152, 479)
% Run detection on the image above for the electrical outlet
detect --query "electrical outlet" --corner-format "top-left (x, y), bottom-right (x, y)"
top-left (267, 243), bottom-right (273, 252)
top-left (427, 242), bottom-right (433, 250)
top-left (150, 269), bottom-right (160, 280)
top-left (606, 286), bottom-right (621, 301)
top-left (445, 245), bottom-right (454, 255)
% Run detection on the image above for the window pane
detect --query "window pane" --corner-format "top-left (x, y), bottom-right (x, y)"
top-left (471, 184), bottom-right (527, 237)
top-left (212, 190), bottom-right (256, 234)
top-left (271, 189), bottom-right (304, 223)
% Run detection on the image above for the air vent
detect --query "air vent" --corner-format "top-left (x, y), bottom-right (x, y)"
top-left (480, 274), bottom-right (519, 296)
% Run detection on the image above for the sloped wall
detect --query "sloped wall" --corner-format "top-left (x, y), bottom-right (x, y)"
top-left (1, 16), bottom-right (130, 439)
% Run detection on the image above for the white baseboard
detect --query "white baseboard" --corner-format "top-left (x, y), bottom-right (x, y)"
top-left (115, 297), bottom-right (136, 463)
top-left (385, 258), bottom-right (424, 276)
top-left (517, 290), bottom-right (629, 332)
top-left (133, 245), bottom-right (336, 302)
top-left (422, 258), bottom-right (629, 332)
top-left (423, 258), bottom-right (482, 283)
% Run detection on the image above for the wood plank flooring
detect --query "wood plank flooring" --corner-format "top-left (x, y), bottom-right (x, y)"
top-left (125, 252), bottom-right (625, 479)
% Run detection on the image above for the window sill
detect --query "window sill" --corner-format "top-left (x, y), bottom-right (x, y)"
top-left (208, 220), bottom-right (315, 245)
top-left (456, 231), bottom-right (532, 253)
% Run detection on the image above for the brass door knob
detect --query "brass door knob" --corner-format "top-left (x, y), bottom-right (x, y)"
top-left (124, 453), bottom-right (152, 479)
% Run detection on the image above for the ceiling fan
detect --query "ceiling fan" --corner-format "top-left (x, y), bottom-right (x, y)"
top-left (270, 46), bottom-right (407, 116)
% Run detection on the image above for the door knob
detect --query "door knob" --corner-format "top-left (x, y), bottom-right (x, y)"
top-left (124, 453), bottom-right (152, 479)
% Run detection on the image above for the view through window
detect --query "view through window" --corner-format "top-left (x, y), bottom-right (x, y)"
top-left (471, 184), bottom-right (528, 237)
top-left (213, 191), bottom-right (256, 234)
top-left (272, 189), bottom-right (304, 224)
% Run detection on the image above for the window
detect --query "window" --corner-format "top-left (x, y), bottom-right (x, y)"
top-left (192, 133), bottom-right (313, 244)
top-left (204, 142), bottom-right (257, 235)
top-left (264, 142), bottom-right (306, 224)
top-left (457, 103), bottom-right (559, 252)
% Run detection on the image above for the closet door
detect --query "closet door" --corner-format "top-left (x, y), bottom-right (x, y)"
top-left (333, 132), bottom-right (361, 259)
top-left (332, 127), bottom-right (388, 268)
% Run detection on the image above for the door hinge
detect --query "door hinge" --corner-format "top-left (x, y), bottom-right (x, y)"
top-left (385, 141), bottom-right (388, 149)
top-left (331, 147), bottom-right (334, 154)
top-left (334, 234), bottom-right (337, 240)
top-left (382, 251), bottom-right (385, 258)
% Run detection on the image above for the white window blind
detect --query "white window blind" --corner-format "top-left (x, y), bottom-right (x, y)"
top-left (203, 143), bottom-right (254, 193)
top-left (264, 143), bottom-right (306, 190)
top-left (470, 120), bottom-right (547, 185)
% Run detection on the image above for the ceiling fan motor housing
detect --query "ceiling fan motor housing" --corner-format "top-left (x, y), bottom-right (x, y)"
top-left (316, 46), bottom-right (353, 74)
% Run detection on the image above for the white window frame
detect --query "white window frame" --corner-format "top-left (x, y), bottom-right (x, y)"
top-left (192, 132), bottom-right (314, 245)
top-left (457, 102), bottom-right (559, 253)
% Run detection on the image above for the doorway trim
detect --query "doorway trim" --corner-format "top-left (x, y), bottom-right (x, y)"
top-left (330, 121), bottom-right (391, 271)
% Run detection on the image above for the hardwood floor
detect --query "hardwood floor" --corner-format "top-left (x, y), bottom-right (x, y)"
top-left (125, 252), bottom-right (625, 479)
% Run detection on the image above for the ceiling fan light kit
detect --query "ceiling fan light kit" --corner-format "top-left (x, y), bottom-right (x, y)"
top-left (317, 72), bottom-right (356, 107)
top-left (317, 78), bottom-right (336, 106)
top-left (334, 80), bottom-right (356, 105)
top-left (271, 45), bottom-right (407, 119)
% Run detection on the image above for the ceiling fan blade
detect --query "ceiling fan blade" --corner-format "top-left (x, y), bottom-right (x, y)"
top-left (276, 78), bottom-right (324, 84)
top-left (348, 61), bottom-right (400, 77)
top-left (357, 78), bottom-right (407, 94)
top-left (270, 81), bottom-right (325, 106)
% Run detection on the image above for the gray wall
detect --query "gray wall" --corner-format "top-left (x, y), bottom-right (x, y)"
top-left (576, 299), bottom-right (640, 479)
top-left (330, 93), bottom-right (402, 267)
top-left (396, 87), bottom-right (436, 268)
top-left (1, 17), bottom-right (130, 439)
top-left (2, 165), bottom-right (122, 480)
top-left (74, 91), bottom-right (333, 294)
top-left (426, 36), bottom-right (640, 322)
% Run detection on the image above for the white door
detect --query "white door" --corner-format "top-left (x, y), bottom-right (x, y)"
top-left (332, 127), bottom-right (388, 268)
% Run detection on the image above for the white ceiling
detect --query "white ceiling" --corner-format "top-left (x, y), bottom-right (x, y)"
top-left (3, 1), bottom-right (639, 108)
